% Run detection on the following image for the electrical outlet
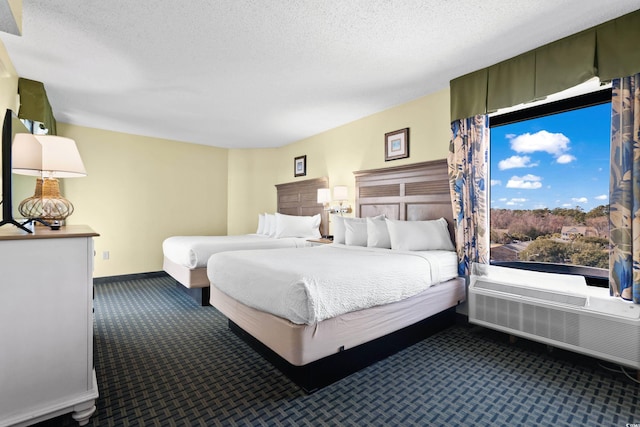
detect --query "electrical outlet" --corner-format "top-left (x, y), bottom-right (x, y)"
top-left (102, 251), bottom-right (109, 260)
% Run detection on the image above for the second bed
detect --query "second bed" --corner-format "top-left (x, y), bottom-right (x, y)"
top-left (162, 177), bottom-right (329, 305)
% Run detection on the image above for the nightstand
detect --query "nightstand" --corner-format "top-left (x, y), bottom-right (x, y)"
top-left (307, 238), bottom-right (334, 246)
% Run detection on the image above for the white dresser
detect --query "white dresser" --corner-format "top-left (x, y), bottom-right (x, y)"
top-left (0, 225), bottom-right (99, 427)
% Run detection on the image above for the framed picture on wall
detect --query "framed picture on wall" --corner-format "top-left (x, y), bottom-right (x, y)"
top-left (294, 155), bottom-right (307, 177)
top-left (384, 128), bottom-right (409, 161)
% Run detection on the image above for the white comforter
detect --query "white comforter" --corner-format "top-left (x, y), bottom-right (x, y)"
top-left (207, 244), bottom-right (458, 324)
top-left (162, 234), bottom-right (308, 268)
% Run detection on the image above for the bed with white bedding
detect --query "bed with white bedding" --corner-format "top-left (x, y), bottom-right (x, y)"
top-left (210, 244), bottom-right (458, 325)
top-left (207, 159), bottom-right (466, 392)
top-left (162, 177), bottom-right (329, 305)
top-left (208, 244), bottom-right (463, 366)
top-left (162, 219), bottom-right (315, 291)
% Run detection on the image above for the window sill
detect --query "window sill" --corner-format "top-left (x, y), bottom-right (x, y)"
top-left (490, 261), bottom-right (608, 288)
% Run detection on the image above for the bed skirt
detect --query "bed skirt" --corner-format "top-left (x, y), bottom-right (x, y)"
top-left (163, 256), bottom-right (210, 306)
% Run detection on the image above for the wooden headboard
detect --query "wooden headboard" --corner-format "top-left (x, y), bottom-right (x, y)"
top-left (353, 159), bottom-right (454, 242)
top-left (275, 177), bottom-right (329, 236)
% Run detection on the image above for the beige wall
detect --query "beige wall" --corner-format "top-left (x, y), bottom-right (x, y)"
top-left (227, 89), bottom-right (451, 235)
top-left (226, 147), bottom-right (281, 234)
top-left (58, 123), bottom-right (229, 278)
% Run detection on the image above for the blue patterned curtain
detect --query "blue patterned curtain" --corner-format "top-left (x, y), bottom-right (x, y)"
top-left (447, 115), bottom-right (490, 276)
top-left (609, 74), bottom-right (640, 303)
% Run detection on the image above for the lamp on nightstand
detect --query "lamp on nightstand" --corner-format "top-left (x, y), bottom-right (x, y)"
top-left (13, 135), bottom-right (87, 224)
top-left (332, 185), bottom-right (352, 214)
top-left (316, 186), bottom-right (352, 215)
top-left (12, 132), bottom-right (43, 175)
top-left (317, 188), bottom-right (331, 210)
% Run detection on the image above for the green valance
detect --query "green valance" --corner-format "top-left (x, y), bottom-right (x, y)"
top-left (534, 30), bottom-right (597, 100)
top-left (451, 9), bottom-right (640, 121)
top-left (487, 51), bottom-right (536, 113)
top-left (450, 68), bottom-right (487, 121)
top-left (17, 77), bottom-right (57, 135)
top-left (597, 11), bottom-right (640, 81)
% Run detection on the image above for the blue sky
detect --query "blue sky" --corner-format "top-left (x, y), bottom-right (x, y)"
top-left (490, 102), bottom-right (611, 212)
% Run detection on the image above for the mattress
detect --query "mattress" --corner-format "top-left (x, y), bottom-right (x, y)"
top-left (162, 256), bottom-right (210, 289)
top-left (207, 244), bottom-right (458, 324)
top-left (162, 234), bottom-right (308, 268)
top-left (209, 276), bottom-right (465, 366)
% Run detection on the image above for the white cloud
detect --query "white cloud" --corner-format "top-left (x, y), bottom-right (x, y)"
top-left (499, 198), bottom-right (507, 202)
top-left (556, 154), bottom-right (576, 164)
top-left (509, 130), bottom-right (570, 156)
top-left (498, 155), bottom-right (538, 170)
top-left (595, 194), bottom-right (608, 200)
top-left (506, 174), bottom-right (542, 189)
top-left (562, 203), bottom-right (572, 207)
top-left (505, 198), bottom-right (527, 206)
top-left (506, 181), bottom-right (542, 189)
top-left (491, 179), bottom-right (502, 186)
top-left (572, 197), bottom-right (588, 204)
top-left (520, 174), bottom-right (541, 181)
top-left (508, 130), bottom-right (577, 164)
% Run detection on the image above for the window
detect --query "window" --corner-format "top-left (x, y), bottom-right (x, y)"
top-left (489, 89), bottom-right (611, 286)
top-left (19, 118), bottom-right (49, 135)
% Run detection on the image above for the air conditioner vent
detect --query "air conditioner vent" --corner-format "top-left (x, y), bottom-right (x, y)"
top-left (473, 279), bottom-right (587, 307)
top-left (469, 266), bottom-right (640, 370)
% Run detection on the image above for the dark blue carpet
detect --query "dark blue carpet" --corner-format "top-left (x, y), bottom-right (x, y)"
top-left (38, 275), bottom-right (639, 426)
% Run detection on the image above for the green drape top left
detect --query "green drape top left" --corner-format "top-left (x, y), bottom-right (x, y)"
top-left (17, 77), bottom-right (57, 135)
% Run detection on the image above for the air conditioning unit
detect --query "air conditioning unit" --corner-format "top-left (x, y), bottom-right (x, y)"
top-left (469, 264), bottom-right (640, 370)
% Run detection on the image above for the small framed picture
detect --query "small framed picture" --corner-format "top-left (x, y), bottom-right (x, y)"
top-left (385, 128), bottom-right (409, 161)
top-left (294, 155), bottom-right (307, 177)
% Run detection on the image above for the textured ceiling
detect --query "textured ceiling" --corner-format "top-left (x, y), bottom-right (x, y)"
top-left (0, 1), bottom-right (638, 148)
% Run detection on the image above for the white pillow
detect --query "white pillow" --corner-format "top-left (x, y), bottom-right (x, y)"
top-left (265, 213), bottom-right (276, 237)
top-left (366, 217), bottom-right (391, 248)
top-left (345, 219), bottom-right (368, 246)
top-left (332, 215), bottom-right (347, 244)
top-left (333, 215), bottom-right (385, 244)
top-left (256, 213), bottom-right (266, 234)
top-left (385, 217), bottom-right (455, 251)
top-left (275, 213), bottom-right (321, 238)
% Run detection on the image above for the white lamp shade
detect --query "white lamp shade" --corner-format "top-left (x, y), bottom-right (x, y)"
top-left (12, 133), bottom-right (43, 176)
top-left (333, 185), bottom-right (348, 201)
top-left (35, 135), bottom-right (87, 178)
top-left (317, 188), bottom-right (331, 204)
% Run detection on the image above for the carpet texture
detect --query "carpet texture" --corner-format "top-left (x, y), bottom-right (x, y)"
top-left (36, 275), bottom-right (639, 426)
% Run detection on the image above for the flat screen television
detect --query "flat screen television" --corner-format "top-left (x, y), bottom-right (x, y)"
top-left (1, 108), bottom-right (31, 233)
